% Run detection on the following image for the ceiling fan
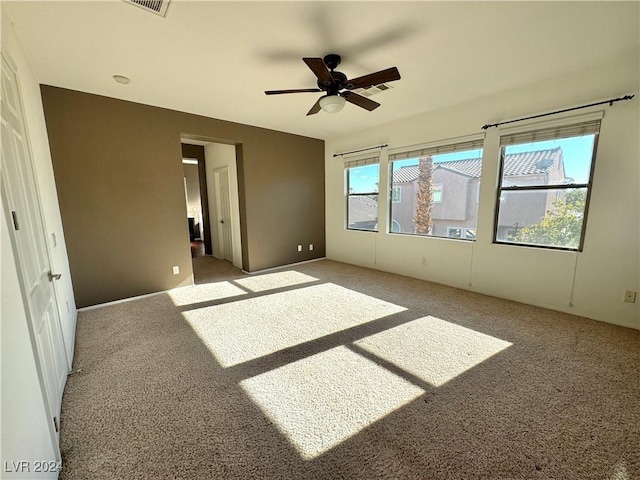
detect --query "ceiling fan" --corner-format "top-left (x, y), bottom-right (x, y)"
top-left (265, 54), bottom-right (401, 116)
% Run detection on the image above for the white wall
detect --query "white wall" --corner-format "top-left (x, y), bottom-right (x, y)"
top-left (1, 8), bottom-right (78, 477)
top-left (326, 51), bottom-right (639, 330)
top-left (204, 143), bottom-right (243, 269)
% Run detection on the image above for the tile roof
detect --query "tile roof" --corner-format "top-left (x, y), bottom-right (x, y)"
top-left (393, 147), bottom-right (562, 183)
top-left (393, 166), bottom-right (421, 183)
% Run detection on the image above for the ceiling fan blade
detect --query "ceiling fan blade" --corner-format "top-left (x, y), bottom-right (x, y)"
top-left (303, 57), bottom-right (333, 85)
top-left (306, 98), bottom-right (322, 116)
top-left (346, 67), bottom-right (401, 89)
top-left (342, 91), bottom-right (380, 111)
top-left (265, 88), bottom-right (322, 95)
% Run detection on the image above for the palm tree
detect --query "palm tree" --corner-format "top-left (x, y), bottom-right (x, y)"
top-left (414, 156), bottom-right (434, 235)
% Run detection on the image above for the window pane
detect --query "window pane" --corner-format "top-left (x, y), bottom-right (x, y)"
top-left (501, 135), bottom-right (596, 187)
top-left (390, 147), bottom-right (482, 238)
top-left (447, 228), bottom-right (462, 238)
top-left (446, 227), bottom-right (476, 240)
top-left (496, 187), bottom-right (587, 249)
top-left (348, 194), bottom-right (378, 231)
top-left (348, 164), bottom-right (379, 194)
top-left (347, 164), bottom-right (379, 231)
top-left (432, 184), bottom-right (443, 203)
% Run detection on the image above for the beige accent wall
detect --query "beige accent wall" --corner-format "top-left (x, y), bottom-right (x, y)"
top-left (41, 86), bottom-right (325, 307)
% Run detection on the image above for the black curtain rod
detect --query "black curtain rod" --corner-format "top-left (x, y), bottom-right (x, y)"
top-left (481, 94), bottom-right (635, 130)
top-left (333, 144), bottom-right (388, 158)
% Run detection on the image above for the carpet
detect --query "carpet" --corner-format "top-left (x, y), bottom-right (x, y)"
top-left (59, 259), bottom-right (640, 479)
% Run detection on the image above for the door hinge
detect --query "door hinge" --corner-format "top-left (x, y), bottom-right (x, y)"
top-left (53, 416), bottom-right (59, 432)
top-left (11, 211), bottom-right (19, 231)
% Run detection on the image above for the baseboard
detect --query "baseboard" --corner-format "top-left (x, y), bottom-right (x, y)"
top-left (242, 257), bottom-right (326, 275)
top-left (328, 257), bottom-right (640, 332)
top-left (78, 258), bottom-right (329, 310)
top-left (77, 290), bottom-right (168, 311)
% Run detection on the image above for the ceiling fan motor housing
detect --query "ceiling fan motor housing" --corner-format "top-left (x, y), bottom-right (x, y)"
top-left (314, 54), bottom-right (346, 92)
top-left (318, 71), bottom-right (347, 93)
top-left (323, 53), bottom-right (341, 70)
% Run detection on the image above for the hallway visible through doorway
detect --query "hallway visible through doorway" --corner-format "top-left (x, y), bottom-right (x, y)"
top-left (192, 255), bottom-right (244, 284)
top-left (181, 138), bottom-right (243, 274)
top-left (190, 240), bottom-right (205, 258)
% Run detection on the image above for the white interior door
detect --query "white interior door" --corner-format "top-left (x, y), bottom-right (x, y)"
top-left (1, 52), bottom-right (68, 437)
top-left (214, 168), bottom-right (233, 262)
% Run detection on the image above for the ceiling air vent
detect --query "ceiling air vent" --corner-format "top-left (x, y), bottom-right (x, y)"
top-left (123, 0), bottom-right (171, 17)
top-left (352, 83), bottom-right (393, 98)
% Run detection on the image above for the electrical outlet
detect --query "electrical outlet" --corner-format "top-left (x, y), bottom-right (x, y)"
top-left (309, 244), bottom-right (314, 251)
top-left (624, 290), bottom-right (637, 303)
top-left (297, 245), bottom-right (303, 252)
top-left (172, 266), bottom-right (180, 275)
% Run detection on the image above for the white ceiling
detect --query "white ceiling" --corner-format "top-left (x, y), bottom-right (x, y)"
top-left (4, 1), bottom-right (639, 140)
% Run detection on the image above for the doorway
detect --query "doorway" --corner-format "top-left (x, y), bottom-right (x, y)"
top-left (181, 138), bottom-right (243, 283)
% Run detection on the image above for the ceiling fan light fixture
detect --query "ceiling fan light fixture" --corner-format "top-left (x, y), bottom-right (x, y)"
top-left (319, 94), bottom-right (346, 114)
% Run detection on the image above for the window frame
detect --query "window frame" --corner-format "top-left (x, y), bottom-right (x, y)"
top-left (345, 158), bottom-right (380, 232)
top-left (492, 120), bottom-right (600, 252)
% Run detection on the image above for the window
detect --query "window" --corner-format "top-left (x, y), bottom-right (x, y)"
top-left (494, 117), bottom-right (600, 250)
top-left (392, 186), bottom-right (401, 203)
top-left (346, 155), bottom-right (380, 231)
top-left (389, 137), bottom-right (484, 239)
top-left (432, 183), bottom-right (443, 203)
top-left (447, 227), bottom-right (476, 240)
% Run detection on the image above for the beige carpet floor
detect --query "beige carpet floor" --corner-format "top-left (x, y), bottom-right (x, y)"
top-left (60, 258), bottom-right (639, 479)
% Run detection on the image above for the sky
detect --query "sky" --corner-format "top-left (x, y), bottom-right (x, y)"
top-left (348, 135), bottom-right (596, 193)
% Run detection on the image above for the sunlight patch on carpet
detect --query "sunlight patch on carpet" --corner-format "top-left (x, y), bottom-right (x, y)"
top-left (167, 281), bottom-right (247, 306)
top-left (356, 316), bottom-right (512, 387)
top-left (240, 346), bottom-right (424, 459)
top-left (611, 460), bottom-right (629, 480)
top-left (181, 283), bottom-right (406, 367)
top-left (234, 270), bottom-right (319, 292)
